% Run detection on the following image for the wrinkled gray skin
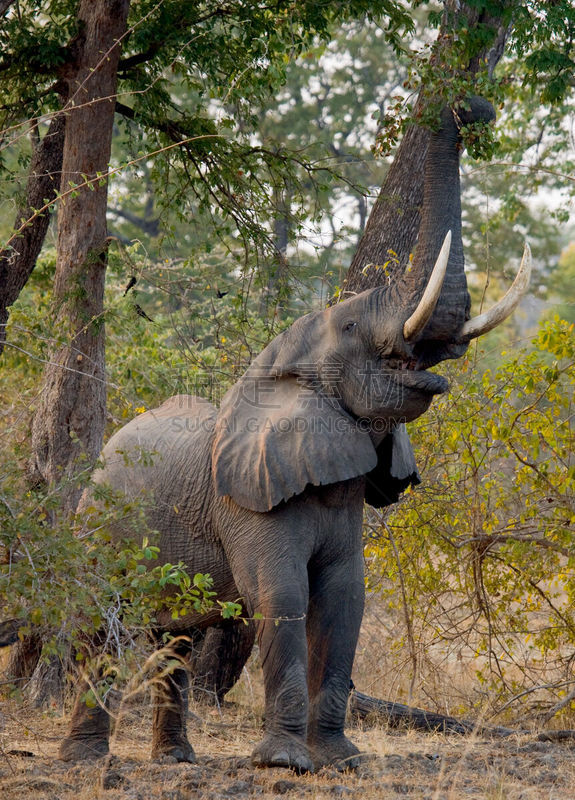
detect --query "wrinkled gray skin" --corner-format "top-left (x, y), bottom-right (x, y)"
top-left (60, 98), bottom-right (495, 772)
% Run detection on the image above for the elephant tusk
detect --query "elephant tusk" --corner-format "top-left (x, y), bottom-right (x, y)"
top-left (458, 242), bottom-right (532, 341)
top-left (403, 230), bottom-right (451, 342)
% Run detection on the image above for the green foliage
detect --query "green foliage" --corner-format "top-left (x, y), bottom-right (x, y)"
top-left (3, 2), bottom-right (573, 307)
top-left (459, 117), bottom-right (499, 162)
top-left (0, 242), bottom-right (289, 431)
top-left (0, 479), bottom-right (222, 653)
top-left (0, 0), bottom-right (413, 271)
top-left (0, 248), bottom-right (254, 661)
top-left (511, 1), bottom-right (575, 104)
top-left (101, 242), bottom-right (293, 421)
top-left (366, 317), bottom-right (575, 717)
top-left (547, 242), bottom-right (575, 325)
top-left (373, 1), bottom-right (575, 196)
top-left (0, 475), bottom-right (246, 687)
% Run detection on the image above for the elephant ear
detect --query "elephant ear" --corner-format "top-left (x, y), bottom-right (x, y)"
top-left (212, 372), bottom-right (377, 512)
top-left (364, 424), bottom-right (420, 508)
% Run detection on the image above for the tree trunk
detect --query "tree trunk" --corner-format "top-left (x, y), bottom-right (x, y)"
top-left (29, 0), bottom-right (131, 514)
top-left (259, 187), bottom-right (291, 316)
top-left (19, 0), bottom-right (130, 708)
top-left (343, 123), bottom-right (429, 296)
top-left (4, 631), bottom-right (43, 688)
top-left (25, 642), bottom-right (68, 709)
top-left (0, 113), bottom-right (66, 354)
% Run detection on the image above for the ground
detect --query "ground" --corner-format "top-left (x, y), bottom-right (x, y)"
top-left (1, 695), bottom-right (575, 800)
top-left (2, 600), bottom-right (575, 799)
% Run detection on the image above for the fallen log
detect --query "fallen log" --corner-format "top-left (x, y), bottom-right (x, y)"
top-left (349, 688), bottom-right (575, 741)
top-left (349, 688), bottom-right (515, 737)
top-left (536, 730), bottom-right (575, 742)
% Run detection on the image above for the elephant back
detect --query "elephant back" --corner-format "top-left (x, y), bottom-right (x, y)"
top-left (78, 394), bottom-right (219, 553)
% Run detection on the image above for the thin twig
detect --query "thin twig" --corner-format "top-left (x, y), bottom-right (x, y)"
top-left (493, 678), bottom-right (575, 718)
top-left (383, 520), bottom-right (418, 702)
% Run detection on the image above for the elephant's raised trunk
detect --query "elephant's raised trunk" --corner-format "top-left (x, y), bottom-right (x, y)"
top-left (403, 97), bottom-right (496, 367)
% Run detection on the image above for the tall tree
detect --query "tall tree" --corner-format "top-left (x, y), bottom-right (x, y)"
top-left (28, 0), bottom-right (131, 513)
top-left (3, 0), bottom-right (131, 706)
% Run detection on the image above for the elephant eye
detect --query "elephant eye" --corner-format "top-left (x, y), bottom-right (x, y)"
top-left (343, 321), bottom-right (357, 333)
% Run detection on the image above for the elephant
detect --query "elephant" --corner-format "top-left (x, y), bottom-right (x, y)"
top-left (59, 96), bottom-right (530, 772)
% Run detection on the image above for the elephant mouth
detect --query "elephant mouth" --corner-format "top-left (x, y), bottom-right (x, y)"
top-left (386, 361), bottom-right (448, 395)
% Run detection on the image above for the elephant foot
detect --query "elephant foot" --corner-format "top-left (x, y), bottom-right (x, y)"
top-left (59, 735), bottom-right (109, 762)
top-left (251, 733), bottom-right (314, 774)
top-left (151, 738), bottom-right (196, 763)
top-left (308, 734), bottom-right (362, 772)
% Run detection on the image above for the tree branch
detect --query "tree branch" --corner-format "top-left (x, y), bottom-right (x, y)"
top-left (115, 100), bottom-right (196, 142)
top-left (108, 204), bottom-right (160, 236)
top-left (0, 113), bottom-right (66, 354)
top-left (117, 6), bottom-right (234, 73)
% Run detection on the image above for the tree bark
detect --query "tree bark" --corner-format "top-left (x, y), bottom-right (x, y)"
top-left (4, 631), bottom-right (43, 687)
top-left (29, 0), bottom-right (131, 514)
top-left (0, 0), bottom-right (15, 17)
top-left (0, 114), bottom-right (66, 354)
top-left (0, 619), bottom-right (20, 646)
top-left (343, 123), bottom-right (429, 296)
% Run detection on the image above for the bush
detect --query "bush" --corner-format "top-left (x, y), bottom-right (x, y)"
top-left (365, 317), bottom-right (575, 723)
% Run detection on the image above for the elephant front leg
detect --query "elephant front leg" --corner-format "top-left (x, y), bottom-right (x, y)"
top-left (222, 511), bottom-right (315, 773)
top-left (249, 591), bottom-right (313, 773)
top-left (151, 637), bottom-right (196, 763)
top-left (306, 555), bottom-right (365, 771)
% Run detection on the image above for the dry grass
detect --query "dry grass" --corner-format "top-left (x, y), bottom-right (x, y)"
top-left (1, 664), bottom-right (575, 800)
top-left (2, 602), bottom-right (575, 799)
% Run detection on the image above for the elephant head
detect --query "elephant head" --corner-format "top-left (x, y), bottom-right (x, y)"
top-left (213, 96), bottom-right (530, 513)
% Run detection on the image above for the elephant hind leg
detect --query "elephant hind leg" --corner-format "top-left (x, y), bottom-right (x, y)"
top-left (151, 637), bottom-right (196, 763)
top-left (191, 619), bottom-right (255, 705)
top-left (59, 678), bottom-right (110, 762)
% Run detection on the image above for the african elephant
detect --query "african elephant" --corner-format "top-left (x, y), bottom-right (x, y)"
top-left (59, 96), bottom-right (530, 772)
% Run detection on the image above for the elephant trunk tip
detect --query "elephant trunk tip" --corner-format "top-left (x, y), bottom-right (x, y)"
top-left (455, 96), bottom-right (496, 127)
